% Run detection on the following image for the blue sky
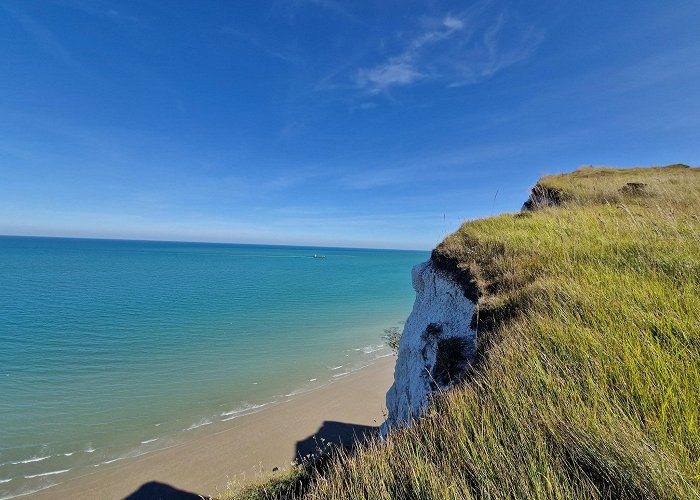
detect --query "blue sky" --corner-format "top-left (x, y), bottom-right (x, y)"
top-left (1, 0), bottom-right (699, 249)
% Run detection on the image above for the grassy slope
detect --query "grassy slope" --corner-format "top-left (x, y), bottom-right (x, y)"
top-left (236, 165), bottom-right (699, 499)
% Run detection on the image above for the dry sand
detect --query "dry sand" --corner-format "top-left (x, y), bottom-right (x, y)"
top-left (32, 356), bottom-right (395, 499)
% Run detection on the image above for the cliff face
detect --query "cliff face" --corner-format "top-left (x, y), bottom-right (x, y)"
top-left (382, 260), bottom-right (476, 433)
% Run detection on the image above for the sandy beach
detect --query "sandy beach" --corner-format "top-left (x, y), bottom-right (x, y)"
top-left (31, 356), bottom-right (395, 499)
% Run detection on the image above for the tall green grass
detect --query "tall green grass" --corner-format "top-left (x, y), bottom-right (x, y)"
top-left (235, 165), bottom-right (699, 499)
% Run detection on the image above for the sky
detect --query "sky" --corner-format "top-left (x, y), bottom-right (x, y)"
top-left (1, 0), bottom-right (699, 250)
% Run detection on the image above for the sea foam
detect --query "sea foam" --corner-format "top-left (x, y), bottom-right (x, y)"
top-left (184, 418), bottom-right (212, 431)
top-left (220, 403), bottom-right (269, 421)
top-left (24, 469), bottom-right (70, 479)
top-left (10, 456), bottom-right (50, 465)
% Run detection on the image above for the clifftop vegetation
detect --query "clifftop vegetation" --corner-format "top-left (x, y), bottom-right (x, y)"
top-left (237, 164), bottom-right (699, 499)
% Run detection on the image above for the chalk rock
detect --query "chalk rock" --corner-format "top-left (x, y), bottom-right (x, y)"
top-left (382, 260), bottom-right (476, 434)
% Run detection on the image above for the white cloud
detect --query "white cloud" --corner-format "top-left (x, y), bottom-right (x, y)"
top-left (443, 15), bottom-right (464, 31)
top-left (354, 13), bottom-right (465, 94)
top-left (357, 60), bottom-right (423, 92)
top-left (354, 4), bottom-right (543, 94)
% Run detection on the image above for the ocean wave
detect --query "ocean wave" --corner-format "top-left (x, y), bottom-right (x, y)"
top-left (63, 452), bottom-right (74, 457)
top-left (140, 439), bottom-right (158, 444)
top-left (24, 469), bottom-right (70, 479)
top-left (308, 378), bottom-right (317, 382)
top-left (332, 371), bottom-right (351, 378)
top-left (10, 456), bottom-right (50, 465)
top-left (184, 418), bottom-right (212, 431)
top-left (93, 448), bottom-right (152, 468)
top-left (94, 457), bottom-right (125, 466)
top-left (0, 479), bottom-right (11, 484)
top-left (330, 365), bottom-right (343, 370)
top-left (220, 403), bottom-right (267, 418)
top-left (361, 344), bottom-right (386, 354)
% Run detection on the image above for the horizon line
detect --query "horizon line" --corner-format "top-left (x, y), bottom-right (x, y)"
top-left (0, 233), bottom-right (431, 253)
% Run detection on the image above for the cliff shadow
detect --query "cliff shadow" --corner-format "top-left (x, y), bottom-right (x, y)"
top-left (123, 480), bottom-right (206, 500)
top-left (295, 420), bottom-right (377, 460)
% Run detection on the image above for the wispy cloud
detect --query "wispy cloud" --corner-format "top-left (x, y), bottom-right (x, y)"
top-left (355, 3), bottom-right (543, 94)
top-left (357, 61), bottom-right (424, 92)
top-left (289, 0), bottom-right (367, 26)
top-left (338, 132), bottom-right (581, 190)
top-left (3, 2), bottom-right (93, 78)
top-left (221, 26), bottom-right (301, 65)
top-left (339, 143), bottom-right (509, 190)
top-left (48, 0), bottom-right (143, 24)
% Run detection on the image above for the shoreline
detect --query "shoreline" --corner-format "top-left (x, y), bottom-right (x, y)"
top-left (28, 355), bottom-right (396, 499)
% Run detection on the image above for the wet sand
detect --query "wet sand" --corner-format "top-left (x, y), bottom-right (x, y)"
top-left (32, 356), bottom-right (395, 499)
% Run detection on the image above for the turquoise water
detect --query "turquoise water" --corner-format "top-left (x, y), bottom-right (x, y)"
top-left (0, 236), bottom-right (426, 498)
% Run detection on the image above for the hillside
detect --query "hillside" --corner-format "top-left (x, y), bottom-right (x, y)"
top-left (236, 164), bottom-right (700, 499)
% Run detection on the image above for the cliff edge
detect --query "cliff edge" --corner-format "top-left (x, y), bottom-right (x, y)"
top-left (235, 164), bottom-right (700, 500)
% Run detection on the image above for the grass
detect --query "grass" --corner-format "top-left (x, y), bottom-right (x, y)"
top-left (233, 164), bottom-right (700, 499)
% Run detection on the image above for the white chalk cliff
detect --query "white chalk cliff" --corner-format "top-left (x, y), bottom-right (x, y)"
top-left (382, 260), bottom-right (477, 433)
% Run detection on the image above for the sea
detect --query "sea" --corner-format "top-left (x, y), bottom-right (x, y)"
top-left (0, 236), bottom-right (427, 498)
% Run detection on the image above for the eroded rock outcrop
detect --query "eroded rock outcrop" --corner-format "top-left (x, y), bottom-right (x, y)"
top-left (382, 260), bottom-right (476, 433)
top-left (521, 183), bottom-right (567, 210)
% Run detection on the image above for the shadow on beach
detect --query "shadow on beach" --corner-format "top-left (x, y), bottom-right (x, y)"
top-left (122, 422), bottom-right (377, 499)
top-left (295, 420), bottom-right (377, 459)
top-left (124, 480), bottom-right (207, 500)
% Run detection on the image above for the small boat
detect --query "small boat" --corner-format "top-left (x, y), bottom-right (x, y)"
top-left (312, 254), bottom-right (326, 259)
